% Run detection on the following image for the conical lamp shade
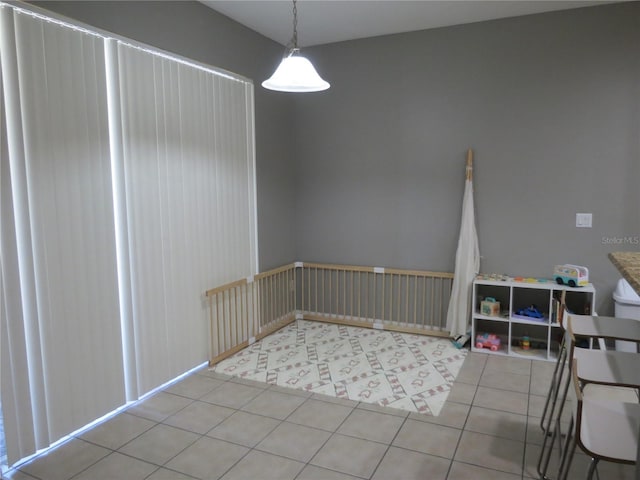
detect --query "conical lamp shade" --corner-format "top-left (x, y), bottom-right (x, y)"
top-left (262, 55), bottom-right (330, 93)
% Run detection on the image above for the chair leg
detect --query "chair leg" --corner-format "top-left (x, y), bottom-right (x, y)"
top-left (538, 422), bottom-right (558, 478)
top-left (538, 360), bottom-right (573, 480)
top-left (539, 392), bottom-right (569, 477)
top-left (558, 426), bottom-right (576, 480)
top-left (540, 337), bottom-right (567, 434)
top-left (585, 458), bottom-right (599, 480)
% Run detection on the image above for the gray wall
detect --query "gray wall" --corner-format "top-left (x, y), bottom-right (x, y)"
top-left (33, 0), bottom-right (298, 271)
top-left (295, 2), bottom-right (639, 314)
top-left (32, 1), bottom-right (639, 314)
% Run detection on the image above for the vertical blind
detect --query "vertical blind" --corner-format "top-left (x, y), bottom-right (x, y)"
top-left (116, 43), bottom-right (257, 395)
top-left (0, 4), bottom-right (257, 466)
top-left (0, 7), bottom-right (125, 461)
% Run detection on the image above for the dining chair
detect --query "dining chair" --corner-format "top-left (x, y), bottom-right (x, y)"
top-left (537, 315), bottom-right (640, 479)
top-left (557, 357), bottom-right (640, 480)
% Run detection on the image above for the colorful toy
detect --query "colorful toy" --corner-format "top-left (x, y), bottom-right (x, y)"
top-left (553, 264), bottom-right (589, 287)
top-left (475, 333), bottom-right (501, 351)
top-left (476, 273), bottom-right (512, 282)
top-left (515, 305), bottom-right (545, 319)
top-left (514, 276), bottom-right (550, 284)
top-left (480, 297), bottom-right (501, 316)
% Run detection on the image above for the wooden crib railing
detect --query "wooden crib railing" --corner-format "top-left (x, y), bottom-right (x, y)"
top-left (205, 263), bottom-right (297, 365)
top-left (206, 262), bottom-right (454, 365)
top-left (299, 263), bottom-right (454, 335)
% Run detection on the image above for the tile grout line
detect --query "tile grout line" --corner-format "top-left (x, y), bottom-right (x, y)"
top-left (293, 399), bottom-right (360, 479)
top-left (443, 353), bottom-right (487, 479)
top-left (443, 354), bottom-right (539, 479)
top-left (216, 386), bottom-right (309, 477)
top-left (68, 377), bottom-right (237, 480)
top-left (12, 344), bottom-right (577, 479)
top-left (366, 413), bottom-right (411, 480)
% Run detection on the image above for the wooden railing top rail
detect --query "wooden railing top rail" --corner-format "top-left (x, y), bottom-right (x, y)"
top-left (205, 262), bottom-right (454, 298)
top-left (300, 262), bottom-right (376, 273)
top-left (381, 267), bottom-right (454, 278)
top-left (254, 263), bottom-right (296, 280)
top-left (205, 278), bottom-right (247, 297)
top-left (205, 263), bottom-right (297, 297)
top-left (300, 262), bottom-right (454, 279)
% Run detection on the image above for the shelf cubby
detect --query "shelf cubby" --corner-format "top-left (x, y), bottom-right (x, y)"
top-left (471, 277), bottom-right (595, 361)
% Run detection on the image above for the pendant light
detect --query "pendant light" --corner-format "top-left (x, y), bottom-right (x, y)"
top-left (262, 0), bottom-right (330, 93)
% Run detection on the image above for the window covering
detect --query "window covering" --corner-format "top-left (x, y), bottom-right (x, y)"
top-left (115, 42), bottom-right (257, 395)
top-left (0, 3), bottom-right (257, 466)
top-left (0, 7), bottom-right (124, 462)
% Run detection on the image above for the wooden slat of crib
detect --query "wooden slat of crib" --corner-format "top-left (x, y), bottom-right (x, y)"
top-left (350, 270), bottom-right (354, 319)
top-left (258, 277), bottom-right (264, 327)
top-left (357, 271), bottom-right (361, 320)
top-left (225, 289), bottom-right (231, 350)
top-left (300, 267), bottom-right (305, 313)
top-left (370, 271), bottom-right (374, 322)
top-left (430, 278), bottom-right (436, 328)
top-left (420, 278), bottom-right (425, 327)
top-left (277, 271), bottom-right (282, 320)
top-left (270, 274), bottom-right (274, 323)
top-left (341, 270), bottom-right (344, 318)
top-left (251, 282), bottom-right (257, 338)
top-left (405, 274), bottom-right (410, 325)
top-left (235, 286), bottom-right (240, 345)
top-left (322, 268), bottom-right (326, 314)
top-left (363, 272), bottom-right (368, 321)
top-left (329, 269), bottom-right (333, 317)
top-left (209, 293), bottom-right (215, 357)
top-left (413, 276), bottom-right (418, 327)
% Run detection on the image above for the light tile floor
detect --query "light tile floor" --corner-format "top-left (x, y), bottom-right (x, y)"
top-left (2, 351), bottom-right (637, 480)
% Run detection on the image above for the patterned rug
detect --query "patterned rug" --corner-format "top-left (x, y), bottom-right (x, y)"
top-left (213, 320), bottom-right (467, 416)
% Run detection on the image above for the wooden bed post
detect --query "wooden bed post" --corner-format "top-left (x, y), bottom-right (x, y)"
top-left (466, 148), bottom-right (474, 181)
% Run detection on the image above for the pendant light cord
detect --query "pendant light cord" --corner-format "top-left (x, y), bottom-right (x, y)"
top-left (262, 0), bottom-right (330, 91)
top-left (290, 0), bottom-right (299, 52)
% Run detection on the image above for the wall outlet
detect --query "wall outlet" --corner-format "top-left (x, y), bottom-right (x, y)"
top-left (576, 213), bottom-right (592, 228)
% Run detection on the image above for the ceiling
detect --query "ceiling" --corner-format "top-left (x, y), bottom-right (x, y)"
top-left (201, 1), bottom-right (613, 47)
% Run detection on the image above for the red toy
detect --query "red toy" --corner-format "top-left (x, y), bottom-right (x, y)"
top-left (475, 333), bottom-right (501, 351)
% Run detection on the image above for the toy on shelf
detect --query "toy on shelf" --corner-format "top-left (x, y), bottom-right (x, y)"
top-left (480, 297), bottom-right (501, 316)
top-left (475, 333), bottom-right (501, 352)
top-left (476, 273), bottom-right (512, 282)
top-left (515, 305), bottom-right (545, 319)
top-left (513, 276), bottom-right (551, 284)
top-left (553, 264), bottom-right (589, 287)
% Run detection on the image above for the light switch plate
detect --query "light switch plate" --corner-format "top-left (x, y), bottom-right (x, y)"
top-left (576, 213), bottom-right (592, 228)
